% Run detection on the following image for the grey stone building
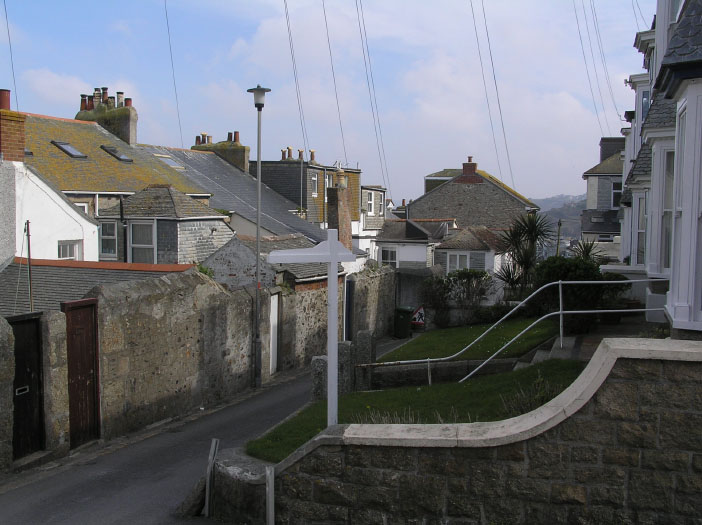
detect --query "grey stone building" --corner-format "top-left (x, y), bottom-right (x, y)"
top-left (99, 185), bottom-right (234, 264)
top-left (408, 156), bottom-right (539, 230)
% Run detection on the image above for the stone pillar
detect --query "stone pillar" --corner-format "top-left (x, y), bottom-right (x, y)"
top-left (41, 311), bottom-right (70, 454)
top-left (338, 341), bottom-right (353, 395)
top-left (312, 356), bottom-right (327, 401)
top-left (0, 317), bottom-right (14, 471)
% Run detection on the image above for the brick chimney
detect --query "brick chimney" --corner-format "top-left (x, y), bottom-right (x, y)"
top-left (327, 186), bottom-right (353, 251)
top-left (456, 155), bottom-right (483, 183)
top-left (76, 86), bottom-right (138, 144)
top-left (192, 130), bottom-right (250, 172)
top-left (0, 89), bottom-right (26, 162)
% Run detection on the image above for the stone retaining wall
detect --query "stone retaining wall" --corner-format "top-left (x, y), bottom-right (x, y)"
top-left (347, 266), bottom-right (395, 339)
top-left (213, 338), bottom-right (702, 523)
top-left (0, 317), bottom-right (14, 471)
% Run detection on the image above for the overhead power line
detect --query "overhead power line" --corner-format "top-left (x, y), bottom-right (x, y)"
top-left (321, 0), bottom-right (348, 166)
top-left (573, 0), bottom-right (605, 137)
top-left (631, 0), bottom-right (642, 31)
top-left (589, 0), bottom-right (623, 121)
top-left (468, 0), bottom-right (503, 182)
top-left (580, 0), bottom-right (611, 135)
top-left (480, 0), bottom-right (515, 189)
top-left (164, 0), bottom-right (184, 149)
top-left (3, 0), bottom-right (19, 110)
top-left (283, 0), bottom-right (310, 160)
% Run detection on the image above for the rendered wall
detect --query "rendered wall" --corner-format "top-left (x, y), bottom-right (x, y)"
top-left (0, 162), bottom-right (16, 267)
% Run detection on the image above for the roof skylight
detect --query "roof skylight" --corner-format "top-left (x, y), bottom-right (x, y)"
top-left (101, 145), bottom-right (133, 163)
top-left (154, 154), bottom-right (184, 170)
top-left (51, 140), bottom-right (87, 158)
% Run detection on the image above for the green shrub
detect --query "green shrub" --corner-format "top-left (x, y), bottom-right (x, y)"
top-left (533, 256), bottom-right (602, 334)
top-left (421, 275), bottom-right (453, 327)
top-left (472, 302), bottom-right (515, 325)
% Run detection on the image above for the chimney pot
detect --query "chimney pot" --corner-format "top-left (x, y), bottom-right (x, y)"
top-left (281, 149), bottom-right (286, 160)
top-left (94, 88), bottom-right (102, 106)
top-left (462, 155), bottom-right (478, 177)
top-left (195, 135), bottom-right (201, 146)
top-left (80, 94), bottom-right (87, 112)
top-left (207, 135), bottom-right (212, 144)
top-left (298, 149), bottom-right (303, 160)
top-left (101, 87), bottom-right (108, 104)
top-left (402, 199), bottom-right (406, 206)
top-left (108, 96), bottom-right (115, 109)
top-left (0, 89), bottom-right (9, 110)
top-left (468, 156), bottom-right (473, 162)
top-left (201, 132), bottom-right (207, 143)
top-left (124, 97), bottom-right (132, 107)
top-left (87, 95), bottom-right (95, 110)
top-left (233, 131), bottom-right (240, 143)
top-left (309, 149), bottom-right (316, 163)
top-left (116, 91), bottom-right (124, 108)
top-left (227, 131), bottom-right (233, 142)
top-left (287, 146), bottom-right (292, 159)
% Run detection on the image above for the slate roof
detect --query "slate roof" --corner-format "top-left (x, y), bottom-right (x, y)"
top-left (436, 226), bottom-right (501, 251)
top-left (23, 114), bottom-right (205, 194)
top-left (138, 145), bottom-right (327, 243)
top-left (0, 258), bottom-right (193, 318)
top-left (100, 185), bottom-right (226, 219)
top-left (376, 219), bottom-right (447, 243)
top-left (583, 152), bottom-right (623, 176)
top-left (626, 143), bottom-right (652, 185)
top-left (580, 210), bottom-right (621, 234)
top-left (238, 234), bottom-right (342, 280)
top-left (642, 92), bottom-right (676, 131)
top-left (661, 0), bottom-right (702, 67)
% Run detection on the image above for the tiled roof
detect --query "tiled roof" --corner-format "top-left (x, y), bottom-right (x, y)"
top-left (626, 143), bottom-right (652, 184)
top-left (425, 168), bottom-right (489, 178)
top-left (138, 145), bottom-right (327, 243)
top-left (583, 152), bottom-right (623, 176)
top-left (642, 92), bottom-right (676, 131)
top-left (0, 258), bottom-right (192, 318)
top-left (376, 219), bottom-right (446, 242)
top-left (436, 226), bottom-right (501, 251)
top-left (23, 114), bottom-right (205, 194)
top-left (238, 234), bottom-right (341, 280)
top-left (100, 185), bottom-right (225, 218)
top-left (580, 209), bottom-right (621, 234)
top-left (661, 0), bottom-right (702, 68)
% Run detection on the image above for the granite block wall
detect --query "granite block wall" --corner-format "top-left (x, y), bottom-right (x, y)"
top-left (347, 265), bottom-right (395, 339)
top-left (0, 317), bottom-right (14, 471)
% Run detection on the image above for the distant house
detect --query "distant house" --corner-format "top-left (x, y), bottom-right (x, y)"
top-left (434, 226), bottom-right (502, 275)
top-left (408, 156), bottom-right (539, 230)
top-left (99, 185), bottom-right (233, 264)
top-left (374, 219), bottom-right (453, 269)
top-left (357, 185), bottom-right (387, 258)
top-left (580, 138), bottom-right (625, 243)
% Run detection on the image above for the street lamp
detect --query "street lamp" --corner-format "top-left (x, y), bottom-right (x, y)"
top-left (247, 84), bottom-right (270, 388)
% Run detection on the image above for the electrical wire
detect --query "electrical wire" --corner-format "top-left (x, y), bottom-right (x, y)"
top-left (580, 0), bottom-right (611, 135)
top-left (358, 0), bottom-right (392, 198)
top-left (355, 0), bottom-right (389, 196)
top-left (283, 0), bottom-right (310, 160)
top-left (3, 0), bottom-right (18, 110)
top-left (589, 0), bottom-right (623, 121)
top-left (634, 0), bottom-right (647, 27)
top-left (322, 0), bottom-right (348, 166)
top-left (480, 0), bottom-right (515, 189)
top-left (631, 0), bottom-right (642, 31)
top-left (573, 0), bottom-right (604, 137)
top-left (467, 1), bottom-right (504, 182)
top-left (164, 0), bottom-right (184, 149)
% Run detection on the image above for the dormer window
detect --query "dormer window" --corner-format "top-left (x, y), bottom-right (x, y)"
top-left (51, 141), bottom-right (86, 158)
top-left (101, 145), bottom-right (133, 162)
top-left (154, 154), bottom-right (184, 170)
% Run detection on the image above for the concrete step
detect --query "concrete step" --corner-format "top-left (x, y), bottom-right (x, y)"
top-left (530, 349), bottom-right (552, 364)
top-left (549, 336), bottom-right (577, 360)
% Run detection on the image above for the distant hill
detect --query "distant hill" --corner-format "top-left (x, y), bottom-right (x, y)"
top-left (531, 194), bottom-right (586, 212)
top-left (541, 199), bottom-right (586, 239)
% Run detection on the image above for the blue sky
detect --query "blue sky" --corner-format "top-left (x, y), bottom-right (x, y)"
top-left (1, 0), bottom-right (656, 201)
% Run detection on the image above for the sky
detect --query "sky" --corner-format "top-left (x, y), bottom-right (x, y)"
top-left (0, 0), bottom-right (656, 202)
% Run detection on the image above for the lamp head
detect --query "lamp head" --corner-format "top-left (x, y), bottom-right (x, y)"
top-left (247, 84), bottom-right (271, 110)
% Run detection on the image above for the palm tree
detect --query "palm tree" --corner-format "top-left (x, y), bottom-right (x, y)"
top-left (571, 239), bottom-right (605, 265)
top-left (497, 213), bottom-right (554, 294)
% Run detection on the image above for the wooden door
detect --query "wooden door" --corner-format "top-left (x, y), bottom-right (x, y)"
top-left (8, 313), bottom-right (44, 460)
top-left (61, 299), bottom-right (99, 448)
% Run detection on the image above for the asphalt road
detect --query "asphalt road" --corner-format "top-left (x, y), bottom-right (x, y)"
top-left (0, 371), bottom-right (311, 524)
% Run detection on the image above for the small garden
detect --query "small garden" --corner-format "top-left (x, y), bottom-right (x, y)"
top-left (246, 359), bottom-right (586, 463)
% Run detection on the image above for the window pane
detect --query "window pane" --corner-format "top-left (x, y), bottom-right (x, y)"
top-left (458, 254), bottom-right (468, 269)
top-left (637, 196), bottom-right (646, 230)
top-left (131, 223), bottom-right (153, 245)
top-left (102, 222), bottom-right (115, 236)
top-left (101, 239), bottom-right (116, 255)
top-left (132, 247), bottom-right (154, 263)
top-left (662, 212), bottom-right (672, 269)
top-left (664, 152), bottom-right (675, 210)
top-left (470, 252), bottom-right (486, 270)
top-left (636, 232), bottom-right (646, 265)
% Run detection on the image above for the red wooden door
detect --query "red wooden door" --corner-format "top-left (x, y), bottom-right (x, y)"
top-left (61, 299), bottom-right (99, 448)
top-left (8, 313), bottom-right (45, 460)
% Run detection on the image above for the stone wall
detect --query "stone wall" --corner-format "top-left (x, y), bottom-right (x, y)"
top-left (213, 338), bottom-right (702, 523)
top-left (87, 272), bottom-right (259, 439)
top-left (177, 219), bottom-right (234, 264)
top-left (41, 311), bottom-right (70, 455)
top-left (0, 317), bottom-right (14, 471)
top-left (347, 265), bottom-right (395, 340)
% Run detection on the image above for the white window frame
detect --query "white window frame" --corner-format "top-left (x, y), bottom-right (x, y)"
top-left (324, 172), bottom-right (333, 203)
top-left (57, 240), bottom-right (82, 260)
top-left (311, 173), bottom-right (318, 197)
top-left (611, 180), bottom-right (623, 209)
top-left (632, 192), bottom-right (647, 267)
top-left (99, 220), bottom-right (118, 260)
top-left (445, 251), bottom-right (487, 274)
top-left (74, 202), bottom-right (88, 214)
top-left (367, 191), bottom-right (374, 216)
top-left (128, 220), bottom-right (157, 264)
top-left (380, 247), bottom-right (397, 268)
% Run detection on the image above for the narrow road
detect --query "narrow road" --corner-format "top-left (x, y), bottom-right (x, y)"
top-left (0, 371), bottom-right (311, 524)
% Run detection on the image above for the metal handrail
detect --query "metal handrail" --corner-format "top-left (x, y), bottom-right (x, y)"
top-left (359, 278), bottom-right (669, 384)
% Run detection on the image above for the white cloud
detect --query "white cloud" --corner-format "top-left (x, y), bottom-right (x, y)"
top-left (22, 69), bottom-right (91, 106)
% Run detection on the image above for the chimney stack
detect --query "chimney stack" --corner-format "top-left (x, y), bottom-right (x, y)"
top-left (233, 131), bottom-right (240, 144)
top-left (327, 187), bottom-right (353, 251)
top-left (458, 155), bottom-right (483, 183)
top-left (0, 89), bottom-right (11, 110)
top-left (116, 91), bottom-right (124, 108)
top-left (195, 135), bottom-right (201, 146)
top-left (80, 94), bottom-right (87, 111)
top-left (309, 149), bottom-right (316, 163)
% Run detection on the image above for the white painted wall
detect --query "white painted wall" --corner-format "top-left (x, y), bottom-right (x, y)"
top-left (15, 164), bottom-right (99, 261)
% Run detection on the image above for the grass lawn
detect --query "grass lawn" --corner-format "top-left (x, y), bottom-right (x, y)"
top-left (378, 317), bottom-right (558, 362)
top-left (246, 359), bottom-right (585, 463)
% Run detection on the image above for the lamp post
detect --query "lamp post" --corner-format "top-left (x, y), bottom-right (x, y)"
top-left (247, 84), bottom-right (271, 388)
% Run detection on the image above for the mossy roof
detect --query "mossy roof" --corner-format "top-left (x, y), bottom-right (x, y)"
top-left (23, 114), bottom-right (206, 194)
top-left (583, 152), bottom-right (623, 176)
top-left (100, 185), bottom-right (225, 219)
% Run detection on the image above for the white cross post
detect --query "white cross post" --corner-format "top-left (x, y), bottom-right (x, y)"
top-left (268, 229), bottom-right (355, 426)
